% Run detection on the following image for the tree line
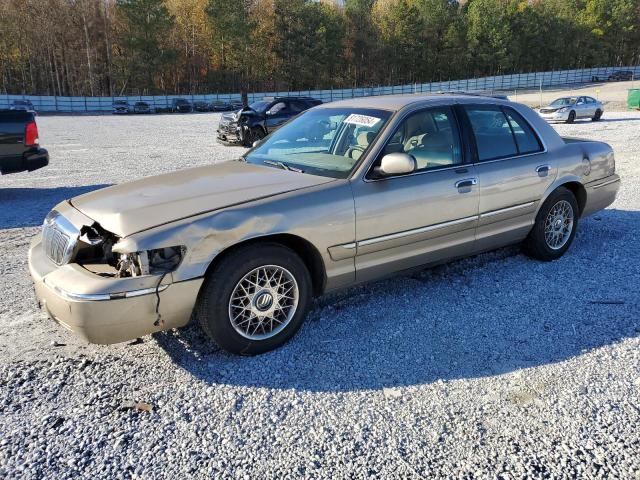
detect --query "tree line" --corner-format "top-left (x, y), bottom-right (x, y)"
top-left (1, 0), bottom-right (639, 97)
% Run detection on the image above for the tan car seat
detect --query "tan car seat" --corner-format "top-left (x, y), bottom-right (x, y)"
top-left (348, 131), bottom-right (375, 161)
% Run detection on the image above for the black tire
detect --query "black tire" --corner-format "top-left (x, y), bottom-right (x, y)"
top-left (592, 109), bottom-right (602, 121)
top-left (239, 126), bottom-right (265, 147)
top-left (195, 243), bottom-right (312, 355)
top-left (566, 110), bottom-right (576, 124)
top-left (523, 187), bottom-right (579, 261)
top-left (250, 126), bottom-right (265, 145)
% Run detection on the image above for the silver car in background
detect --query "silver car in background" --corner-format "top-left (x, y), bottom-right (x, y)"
top-left (538, 96), bottom-right (604, 123)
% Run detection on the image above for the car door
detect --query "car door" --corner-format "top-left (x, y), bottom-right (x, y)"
top-left (264, 101), bottom-right (291, 132)
top-left (585, 97), bottom-right (598, 117)
top-left (350, 105), bottom-right (480, 282)
top-left (462, 104), bottom-right (556, 251)
top-left (575, 96), bottom-right (590, 118)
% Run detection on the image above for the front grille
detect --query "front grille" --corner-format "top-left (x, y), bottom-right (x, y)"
top-left (219, 122), bottom-right (236, 134)
top-left (43, 222), bottom-right (71, 265)
top-left (540, 108), bottom-right (558, 114)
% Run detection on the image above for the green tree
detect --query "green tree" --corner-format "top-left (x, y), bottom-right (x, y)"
top-left (115, 0), bottom-right (177, 93)
top-left (272, 0), bottom-right (345, 90)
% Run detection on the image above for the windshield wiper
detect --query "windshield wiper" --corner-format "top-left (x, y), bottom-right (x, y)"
top-left (263, 159), bottom-right (304, 173)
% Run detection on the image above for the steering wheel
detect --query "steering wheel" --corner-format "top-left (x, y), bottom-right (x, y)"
top-left (345, 145), bottom-right (366, 159)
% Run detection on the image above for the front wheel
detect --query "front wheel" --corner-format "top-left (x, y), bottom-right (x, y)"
top-left (592, 109), bottom-right (602, 121)
top-left (566, 110), bottom-right (576, 124)
top-left (195, 244), bottom-right (312, 355)
top-left (523, 187), bottom-right (579, 261)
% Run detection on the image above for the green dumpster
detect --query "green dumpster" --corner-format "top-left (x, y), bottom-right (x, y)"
top-left (628, 89), bottom-right (640, 110)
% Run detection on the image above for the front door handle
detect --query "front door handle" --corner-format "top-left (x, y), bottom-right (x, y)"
top-left (536, 164), bottom-right (551, 177)
top-left (455, 178), bottom-right (478, 190)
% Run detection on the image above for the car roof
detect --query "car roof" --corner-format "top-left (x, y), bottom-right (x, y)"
top-left (316, 93), bottom-right (511, 112)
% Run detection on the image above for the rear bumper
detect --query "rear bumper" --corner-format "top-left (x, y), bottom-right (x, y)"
top-left (0, 148), bottom-right (49, 175)
top-left (28, 234), bottom-right (203, 344)
top-left (583, 174), bottom-right (621, 217)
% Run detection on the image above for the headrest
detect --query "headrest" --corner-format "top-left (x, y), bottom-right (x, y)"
top-left (357, 131), bottom-right (375, 146)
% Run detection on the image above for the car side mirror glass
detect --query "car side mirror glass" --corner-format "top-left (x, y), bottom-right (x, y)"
top-left (376, 153), bottom-right (416, 177)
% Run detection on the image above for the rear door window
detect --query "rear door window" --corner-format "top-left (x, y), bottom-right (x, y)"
top-left (504, 109), bottom-right (543, 155)
top-left (464, 106), bottom-right (518, 161)
top-left (465, 105), bottom-right (542, 161)
top-left (289, 100), bottom-right (308, 113)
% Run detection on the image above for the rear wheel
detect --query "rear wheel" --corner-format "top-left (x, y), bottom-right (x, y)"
top-left (592, 109), bottom-right (602, 121)
top-left (523, 187), bottom-right (579, 261)
top-left (195, 244), bottom-right (312, 355)
top-left (566, 111), bottom-right (576, 124)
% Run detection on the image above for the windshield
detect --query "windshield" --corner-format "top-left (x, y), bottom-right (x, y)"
top-left (245, 107), bottom-right (392, 179)
top-left (248, 101), bottom-right (270, 113)
top-left (550, 97), bottom-right (577, 107)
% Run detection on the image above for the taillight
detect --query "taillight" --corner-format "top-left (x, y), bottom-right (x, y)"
top-left (25, 121), bottom-right (39, 146)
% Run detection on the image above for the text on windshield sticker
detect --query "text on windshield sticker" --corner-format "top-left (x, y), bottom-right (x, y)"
top-left (344, 114), bottom-right (381, 127)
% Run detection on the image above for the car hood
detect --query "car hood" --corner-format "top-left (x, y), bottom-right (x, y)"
top-left (70, 161), bottom-right (335, 237)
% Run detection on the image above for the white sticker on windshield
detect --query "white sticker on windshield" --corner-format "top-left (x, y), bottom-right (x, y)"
top-left (344, 114), bottom-right (381, 127)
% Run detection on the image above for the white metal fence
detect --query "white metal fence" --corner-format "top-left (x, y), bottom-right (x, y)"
top-left (1, 65), bottom-right (638, 113)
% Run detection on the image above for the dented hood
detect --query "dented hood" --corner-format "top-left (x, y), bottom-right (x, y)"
top-left (70, 161), bottom-right (335, 237)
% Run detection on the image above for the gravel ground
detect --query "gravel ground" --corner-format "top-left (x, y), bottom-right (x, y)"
top-left (1, 111), bottom-right (639, 479)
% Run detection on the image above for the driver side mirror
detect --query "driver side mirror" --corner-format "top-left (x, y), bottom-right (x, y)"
top-left (374, 153), bottom-right (416, 177)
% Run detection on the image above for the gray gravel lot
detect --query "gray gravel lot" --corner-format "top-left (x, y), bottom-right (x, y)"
top-left (1, 111), bottom-right (639, 479)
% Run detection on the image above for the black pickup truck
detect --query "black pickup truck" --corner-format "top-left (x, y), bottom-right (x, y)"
top-left (0, 110), bottom-right (49, 175)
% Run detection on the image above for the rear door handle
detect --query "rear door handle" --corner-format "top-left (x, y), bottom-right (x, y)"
top-left (455, 178), bottom-right (478, 190)
top-left (536, 164), bottom-right (551, 177)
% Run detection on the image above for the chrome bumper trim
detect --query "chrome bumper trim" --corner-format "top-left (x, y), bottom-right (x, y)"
top-left (43, 278), bottom-right (169, 302)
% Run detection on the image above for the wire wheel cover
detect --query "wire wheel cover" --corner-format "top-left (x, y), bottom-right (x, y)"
top-left (228, 265), bottom-right (299, 340)
top-left (544, 200), bottom-right (574, 250)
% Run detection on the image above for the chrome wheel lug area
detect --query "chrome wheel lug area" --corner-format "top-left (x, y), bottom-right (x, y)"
top-left (228, 265), bottom-right (299, 340)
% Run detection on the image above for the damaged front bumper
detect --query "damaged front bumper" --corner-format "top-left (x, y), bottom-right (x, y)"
top-left (538, 109), bottom-right (570, 122)
top-left (216, 120), bottom-right (243, 144)
top-left (28, 233), bottom-right (203, 344)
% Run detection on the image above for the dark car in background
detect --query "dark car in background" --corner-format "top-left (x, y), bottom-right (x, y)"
top-left (608, 70), bottom-right (634, 81)
top-left (10, 100), bottom-right (35, 112)
top-left (171, 98), bottom-right (193, 113)
top-left (133, 101), bottom-right (152, 114)
top-left (210, 100), bottom-right (233, 112)
top-left (193, 101), bottom-right (210, 112)
top-left (217, 96), bottom-right (322, 146)
top-left (1, 110), bottom-right (48, 175)
top-left (112, 100), bottom-right (131, 114)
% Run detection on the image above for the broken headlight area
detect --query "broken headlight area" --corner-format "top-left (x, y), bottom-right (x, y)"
top-left (71, 226), bottom-right (184, 279)
top-left (115, 246), bottom-right (186, 278)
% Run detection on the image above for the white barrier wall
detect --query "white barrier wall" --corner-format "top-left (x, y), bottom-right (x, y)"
top-left (1, 66), bottom-right (638, 112)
